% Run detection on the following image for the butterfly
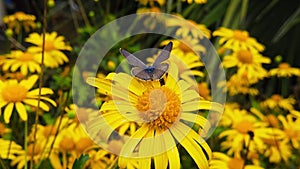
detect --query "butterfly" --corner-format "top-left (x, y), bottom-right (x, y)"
top-left (119, 42), bottom-right (173, 81)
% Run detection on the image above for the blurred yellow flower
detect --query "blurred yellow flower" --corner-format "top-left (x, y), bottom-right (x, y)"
top-left (222, 49), bottom-right (271, 83)
top-left (198, 82), bottom-right (211, 100)
top-left (278, 114), bottom-right (300, 149)
top-left (262, 137), bottom-right (291, 163)
top-left (219, 109), bottom-right (282, 157)
top-left (0, 138), bottom-right (22, 160)
top-left (136, 0), bottom-right (165, 6)
top-left (261, 94), bottom-right (295, 111)
top-left (11, 143), bottom-right (47, 169)
top-left (221, 73), bottom-right (259, 96)
top-left (167, 15), bottom-right (211, 39)
top-left (0, 75), bottom-right (56, 123)
top-left (213, 27), bottom-right (265, 52)
top-left (26, 32), bottom-right (72, 68)
top-left (209, 152), bottom-right (264, 169)
top-left (0, 122), bottom-right (11, 136)
top-left (3, 11), bottom-right (36, 34)
top-left (269, 62), bottom-right (300, 77)
top-left (86, 63), bottom-right (223, 169)
top-left (1, 50), bottom-right (41, 75)
top-left (182, 0), bottom-right (207, 4)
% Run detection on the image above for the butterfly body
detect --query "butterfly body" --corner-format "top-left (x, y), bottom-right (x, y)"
top-left (120, 42), bottom-right (173, 81)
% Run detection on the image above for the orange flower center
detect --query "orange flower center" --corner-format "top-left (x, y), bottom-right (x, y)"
top-left (2, 84), bottom-right (28, 102)
top-left (136, 87), bottom-right (181, 130)
top-left (265, 114), bottom-right (279, 127)
top-left (18, 53), bottom-right (34, 62)
top-left (285, 128), bottom-right (300, 139)
top-left (235, 120), bottom-right (254, 134)
top-left (237, 50), bottom-right (253, 64)
top-left (198, 82), bottom-right (210, 99)
top-left (44, 40), bottom-right (56, 51)
top-left (233, 30), bottom-right (249, 42)
top-left (43, 125), bottom-right (58, 137)
top-left (262, 138), bottom-right (277, 146)
top-left (60, 137), bottom-right (75, 151)
top-left (76, 137), bottom-right (94, 153)
top-left (27, 144), bottom-right (41, 156)
top-left (0, 123), bottom-right (6, 136)
top-left (228, 158), bottom-right (245, 169)
top-left (178, 41), bottom-right (192, 53)
top-left (278, 63), bottom-right (290, 70)
top-left (271, 94), bottom-right (282, 102)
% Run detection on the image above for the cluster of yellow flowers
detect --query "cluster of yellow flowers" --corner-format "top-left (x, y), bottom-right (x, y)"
top-left (1, 0), bottom-right (300, 168)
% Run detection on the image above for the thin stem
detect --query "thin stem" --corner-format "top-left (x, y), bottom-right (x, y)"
top-left (222, 0), bottom-right (240, 28)
top-left (30, 0), bottom-right (47, 168)
top-left (24, 120), bottom-right (28, 169)
top-left (76, 0), bottom-right (91, 28)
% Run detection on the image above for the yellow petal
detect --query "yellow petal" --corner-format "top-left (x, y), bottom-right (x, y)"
top-left (22, 99), bottom-right (49, 111)
top-left (162, 130), bottom-right (180, 169)
top-left (27, 88), bottom-right (54, 96)
top-left (4, 103), bottom-right (14, 123)
top-left (20, 75), bottom-right (38, 90)
top-left (15, 102), bottom-right (27, 121)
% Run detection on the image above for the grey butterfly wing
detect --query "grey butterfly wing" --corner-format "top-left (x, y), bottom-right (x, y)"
top-left (151, 63), bottom-right (169, 80)
top-left (153, 42), bottom-right (173, 67)
top-left (131, 67), bottom-right (152, 80)
top-left (120, 48), bottom-right (147, 69)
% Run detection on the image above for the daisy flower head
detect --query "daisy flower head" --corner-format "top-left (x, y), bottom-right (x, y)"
top-left (219, 108), bottom-right (282, 157)
top-left (209, 152), bottom-right (264, 169)
top-left (269, 62), bottom-right (300, 77)
top-left (136, 0), bottom-right (165, 6)
top-left (1, 50), bottom-right (41, 75)
top-left (85, 62), bottom-right (224, 168)
top-left (3, 11), bottom-right (36, 34)
top-left (167, 14), bottom-right (210, 39)
top-left (278, 114), bottom-right (300, 149)
top-left (261, 94), bottom-right (296, 111)
top-left (213, 27), bottom-right (265, 52)
top-left (25, 32), bottom-right (72, 68)
top-left (0, 75), bottom-right (56, 123)
top-left (0, 138), bottom-right (22, 160)
top-left (222, 49), bottom-right (271, 83)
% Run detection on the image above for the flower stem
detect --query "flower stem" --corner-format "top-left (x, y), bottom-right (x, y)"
top-left (30, 0), bottom-right (47, 168)
top-left (24, 120), bottom-right (28, 169)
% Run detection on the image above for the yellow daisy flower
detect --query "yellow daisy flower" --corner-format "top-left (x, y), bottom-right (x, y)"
top-left (0, 122), bottom-right (11, 137)
top-left (182, 0), bottom-right (207, 4)
top-left (213, 27), bottom-right (265, 52)
top-left (0, 75), bottom-right (56, 123)
top-left (261, 94), bottom-right (296, 111)
top-left (1, 50), bottom-right (41, 75)
top-left (222, 49), bottom-right (271, 83)
top-left (219, 109), bottom-right (282, 157)
top-left (25, 32), bottom-right (72, 68)
top-left (86, 63), bottom-right (224, 169)
top-left (262, 137), bottom-right (292, 163)
top-left (3, 11), bottom-right (36, 34)
top-left (209, 152), bottom-right (264, 169)
top-left (221, 73), bottom-right (259, 96)
top-left (269, 62), bottom-right (300, 77)
top-left (278, 114), bottom-right (300, 149)
top-left (0, 138), bottom-right (22, 160)
top-left (167, 15), bottom-right (211, 39)
top-left (11, 142), bottom-right (47, 169)
top-left (136, 0), bottom-right (165, 6)
top-left (198, 82), bottom-right (211, 100)
top-left (159, 39), bottom-right (205, 83)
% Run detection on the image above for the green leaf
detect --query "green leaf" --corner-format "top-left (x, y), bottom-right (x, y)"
top-left (72, 154), bottom-right (89, 169)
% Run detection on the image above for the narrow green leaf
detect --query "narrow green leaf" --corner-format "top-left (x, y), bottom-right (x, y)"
top-left (72, 154), bottom-right (89, 169)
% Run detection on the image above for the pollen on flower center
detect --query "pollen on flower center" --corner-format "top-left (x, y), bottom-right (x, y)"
top-left (44, 40), bottom-right (55, 51)
top-left (237, 50), bottom-right (253, 64)
top-left (43, 125), bottom-right (58, 137)
top-left (235, 120), bottom-right (254, 134)
top-left (19, 53), bottom-right (34, 62)
top-left (136, 87), bottom-right (181, 130)
top-left (279, 63), bottom-right (290, 69)
top-left (233, 30), bottom-right (249, 42)
top-left (2, 84), bottom-right (28, 102)
top-left (227, 158), bottom-right (245, 169)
